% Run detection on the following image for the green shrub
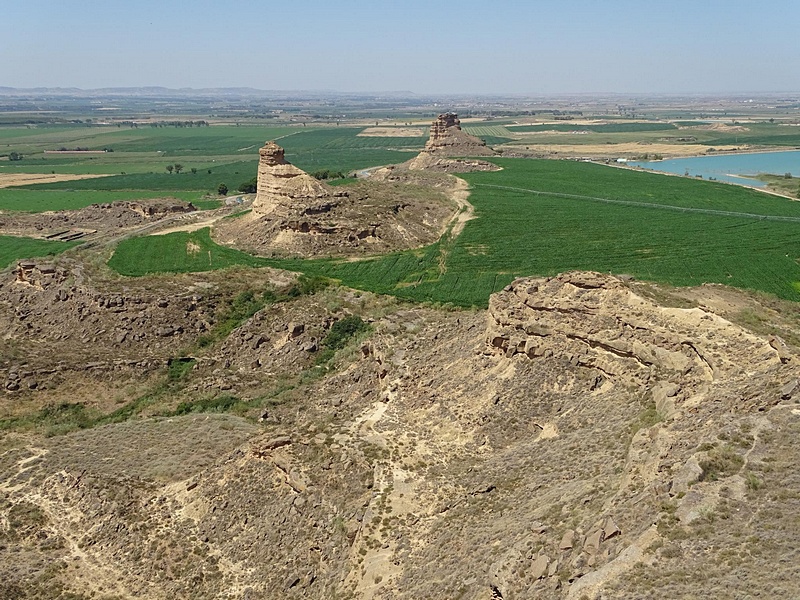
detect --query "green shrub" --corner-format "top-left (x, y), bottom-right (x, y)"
top-left (745, 472), bottom-right (763, 491)
top-left (323, 315), bottom-right (369, 351)
top-left (38, 402), bottom-right (94, 435)
top-left (173, 394), bottom-right (239, 415)
top-left (198, 288), bottom-right (280, 348)
top-left (700, 445), bottom-right (744, 481)
top-left (167, 358), bottom-right (196, 381)
top-left (286, 275), bottom-right (330, 297)
top-left (237, 177), bottom-right (257, 193)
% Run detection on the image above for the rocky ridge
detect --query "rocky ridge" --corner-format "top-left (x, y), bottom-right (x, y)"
top-left (0, 198), bottom-right (197, 242)
top-left (0, 258), bottom-right (217, 394)
top-left (3, 272), bottom-right (799, 599)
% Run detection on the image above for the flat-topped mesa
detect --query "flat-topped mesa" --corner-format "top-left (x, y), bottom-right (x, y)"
top-left (253, 141), bottom-right (331, 216)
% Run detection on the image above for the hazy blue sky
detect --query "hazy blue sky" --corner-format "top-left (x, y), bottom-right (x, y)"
top-left (2, 0), bottom-right (798, 94)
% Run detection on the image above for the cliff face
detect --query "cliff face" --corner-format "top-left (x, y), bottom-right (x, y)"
top-left (252, 141), bottom-right (331, 217)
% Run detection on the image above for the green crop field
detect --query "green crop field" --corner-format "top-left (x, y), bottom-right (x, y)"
top-left (1, 124), bottom-right (431, 208)
top-left (501, 121), bottom-right (800, 148)
top-left (24, 160), bottom-right (259, 193)
top-left (108, 228), bottom-right (271, 275)
top-left (461, 125), bottom-right (513, 136)
top-left (109, 158), bottom-right (800, 306)
top-left (0, 235), bottom-right (79, 268)
top-left (278, 128), bottom-right (424, 173)
top-left (698, 123), bottom-right (800, 147)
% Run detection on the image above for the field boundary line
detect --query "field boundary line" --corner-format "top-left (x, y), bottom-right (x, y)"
top-left (475, 184), bottom-right (800, 223)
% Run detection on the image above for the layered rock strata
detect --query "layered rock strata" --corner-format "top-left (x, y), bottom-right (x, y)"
top-left (486, 271), bottom-right (784, 414)
top-left (214, 141), bottom-right (455, 257)
top-left (406, 112), bottom-right (497, 171)
top-left (423, 112), bottom-right (495, 156)
top-left (252, 142), bottom-right (334, 217)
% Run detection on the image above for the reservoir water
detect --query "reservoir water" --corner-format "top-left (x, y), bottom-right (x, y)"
top-left (628, 150), bottom-right (800, 188)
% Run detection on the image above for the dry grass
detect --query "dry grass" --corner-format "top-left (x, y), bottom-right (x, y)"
top-left (0, 173), bottom-right (113, 188)
top-left (357, 127), bottom-right (426, 138)
top-left (45, 414), bottom-right (258, 482)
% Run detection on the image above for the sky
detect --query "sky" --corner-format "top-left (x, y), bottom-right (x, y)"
top-left (2, 0), bottom-right (799, 95)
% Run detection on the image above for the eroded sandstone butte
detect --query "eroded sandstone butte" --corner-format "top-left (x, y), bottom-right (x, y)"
top-left (252, 141), bottom-right (333, 217)
top-left (406, 112), bottom-right (499, 172)
top-left (213, 141), bottom-right (457, 257)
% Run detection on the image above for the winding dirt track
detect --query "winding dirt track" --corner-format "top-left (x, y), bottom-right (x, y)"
top-left (444, 175), bottom-right (476, 239)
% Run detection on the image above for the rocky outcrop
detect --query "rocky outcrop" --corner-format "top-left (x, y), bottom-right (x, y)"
top-left (486, 271), bottom-right (783, 411)
top-left (406, 112), bottom-right (498, 172)
top-left (424, 112), bottom-right (494, 156)
top-left (0, 258), bottom-right (220, 391)
top-left (3, 274), bottom-right (800, 599)
top-left (214, 142), bottom-right (457, 257)
top-left (0, 198), bottom-right (196, 241)
top-left (252, 141), bottom-right (334, 217)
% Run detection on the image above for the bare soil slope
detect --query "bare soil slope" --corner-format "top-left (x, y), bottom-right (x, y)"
top-left (2, 272), bottom-right (800, 599)
top-left (213, 174), bottom-right (459, 258)
top-left (0, 198), bottom-right (197, 242)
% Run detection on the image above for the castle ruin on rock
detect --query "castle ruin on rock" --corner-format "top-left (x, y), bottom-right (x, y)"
top-left (421, 112), bottom-right (495, 157)
top-left (405, 112), bottom-right (497, 172)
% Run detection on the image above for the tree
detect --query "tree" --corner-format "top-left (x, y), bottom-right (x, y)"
top-left (9, 151), bottom-right (22, 161)
top-left (166, 165), bottom-right (174, 174)
top-left (174, 163), bottom-right (184, 174)
top-left (218, 183), bottom-right (228, 196)
top-left (237, 177), bottom-right (258, 193)
top-left (191, 167), bottom-right (197, 174)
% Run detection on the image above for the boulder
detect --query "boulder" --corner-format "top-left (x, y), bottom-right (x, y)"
top-left (559, 529), bottom-right (575, 551)
top-left (530, 555), bottom-right (549, 580)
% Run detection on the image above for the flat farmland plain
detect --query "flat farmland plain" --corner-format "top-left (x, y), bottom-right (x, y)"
top-left (0, 124), bottom-right (432, 211)
top-left (109, 158), bottom-right (800, 305)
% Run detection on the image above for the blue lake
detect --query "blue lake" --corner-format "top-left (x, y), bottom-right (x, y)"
top-left (628, 150), bottom-right (800, 188)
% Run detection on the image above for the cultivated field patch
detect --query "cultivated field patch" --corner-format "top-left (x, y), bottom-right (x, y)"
top-left (110, 158), bottom-right (800, 305)
top-left (0, 235), bottom-right (78, 267)
top-left (108, 228), bottom-right (270, 275)
top-left (358, 127), bottom-right (426, 137)
top-left (508, 143), bottom-right (742, 158)
top-left (0, 173), bottom-right (112, 189)
top-left (508, 122), bottom-right (678, 133)
top-left (0, 189), bottom-right (202, 212)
